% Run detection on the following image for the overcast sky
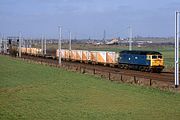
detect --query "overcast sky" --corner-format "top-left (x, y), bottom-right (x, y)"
top-left (0, 0), bottom-right (180, 39)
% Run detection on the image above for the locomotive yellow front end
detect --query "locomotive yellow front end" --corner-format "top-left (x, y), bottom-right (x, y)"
top-left (148, 54), bottom-right (164, 72)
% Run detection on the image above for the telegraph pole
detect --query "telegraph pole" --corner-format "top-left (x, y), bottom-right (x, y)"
top-left (30, 38), bottom-right (32, 48)
top-left (175, 11), bottom-right (180, 88)
top-left (3, 36), bottom-right (7, 54)
top-left (69, 31), bottom-right (72, 50)
top-left (44, 36), bottom-right (46, 55)
top-left (25, 40), bottom-right (27, 53)
top-left (129, 26), bottom-right (132, 51)
top-left (41, 35), bottom-right (44, 55)
top-left (0, 34), bottom-right (1, 54)
top-left (103, 30), bottom-right (106, 43)
top-left (19, 33), bottom-right (22, 57)
top-left (58, 26), bottom-right (62, 65)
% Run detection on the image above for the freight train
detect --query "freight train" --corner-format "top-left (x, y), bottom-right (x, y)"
top-left (20, 47), bottom-right (164, 73)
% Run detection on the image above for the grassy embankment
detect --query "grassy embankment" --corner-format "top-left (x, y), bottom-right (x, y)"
top-left (0, 55), bottom-right (180, 120)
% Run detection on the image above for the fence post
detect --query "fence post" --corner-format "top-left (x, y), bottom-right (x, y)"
top-left (134, 76), bottom-right (137, 84)
top-left (120, 75), bottom-right (123, 81)
top-left (150, 79), bottom-right (152, 86)
top-left (81, 67), bottom-right (84, 74)
top-left (93, 69), bottom-right (96, 74)
top-left (108, 72), bottom-right (111, 80)
top-left (83, 67), bottom-right (86, 73)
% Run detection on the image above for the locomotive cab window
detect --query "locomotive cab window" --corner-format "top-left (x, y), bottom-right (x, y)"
top-left (152, 55), bottom-right (157, 59)
top-left (158, 55), bottom-right (162, 59)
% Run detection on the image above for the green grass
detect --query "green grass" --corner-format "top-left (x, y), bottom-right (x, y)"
top-left (0, 55), bottom-right (180, 120)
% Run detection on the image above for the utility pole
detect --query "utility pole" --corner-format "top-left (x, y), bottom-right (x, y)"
top-left (30, 38), bottom-right (32, 48)
top-left (0, 34), bottom-right (1, 54)
top-left (41, 35), bottom-right (44, 55)
top-left (3, 36), bottom-right (7, 54)
top-left (175, 11), bottom-right (180, 88)
top-left (44, 36), bottom-right (46, 55)
top-left (69, 31), bottom-right (72, 51)
top-left (25, 40), bottom-right (27, 53)
top-left (19, 33), bottom-right (22, 57)
top-left (58, 26), bottom-right (62, 65)
top-left (129, 26), bottom-right (132, 51)
top-left (103, 30), bottom-right (106, 43)
top-left (23, 39), bottom-right (26, 48)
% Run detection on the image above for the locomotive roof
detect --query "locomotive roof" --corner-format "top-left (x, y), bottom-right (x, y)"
top-left (120, 50), bottom-right (162, 55)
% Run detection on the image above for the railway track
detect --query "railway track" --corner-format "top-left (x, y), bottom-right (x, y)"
top-left (20, 54), bottom-right (175, 84)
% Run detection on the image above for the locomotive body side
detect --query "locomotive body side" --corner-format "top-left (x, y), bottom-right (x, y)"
top-left (118, 50), bottom-right (164, 72)
top-left (119, 53), bottom-right (150, 66)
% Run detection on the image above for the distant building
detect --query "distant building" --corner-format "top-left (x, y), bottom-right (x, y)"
top-left (106, 38), bottom-right (119, 45)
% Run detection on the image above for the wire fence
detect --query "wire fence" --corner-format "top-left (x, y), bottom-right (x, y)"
top-left (13, 55), bottom-right (178, 92)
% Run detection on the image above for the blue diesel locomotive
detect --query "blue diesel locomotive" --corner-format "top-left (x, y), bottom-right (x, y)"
top-left (118, 50), bottom-right (164, 72)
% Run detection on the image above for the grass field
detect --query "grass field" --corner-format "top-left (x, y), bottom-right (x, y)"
top-left (0, 55), bottom-right (180, 120)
